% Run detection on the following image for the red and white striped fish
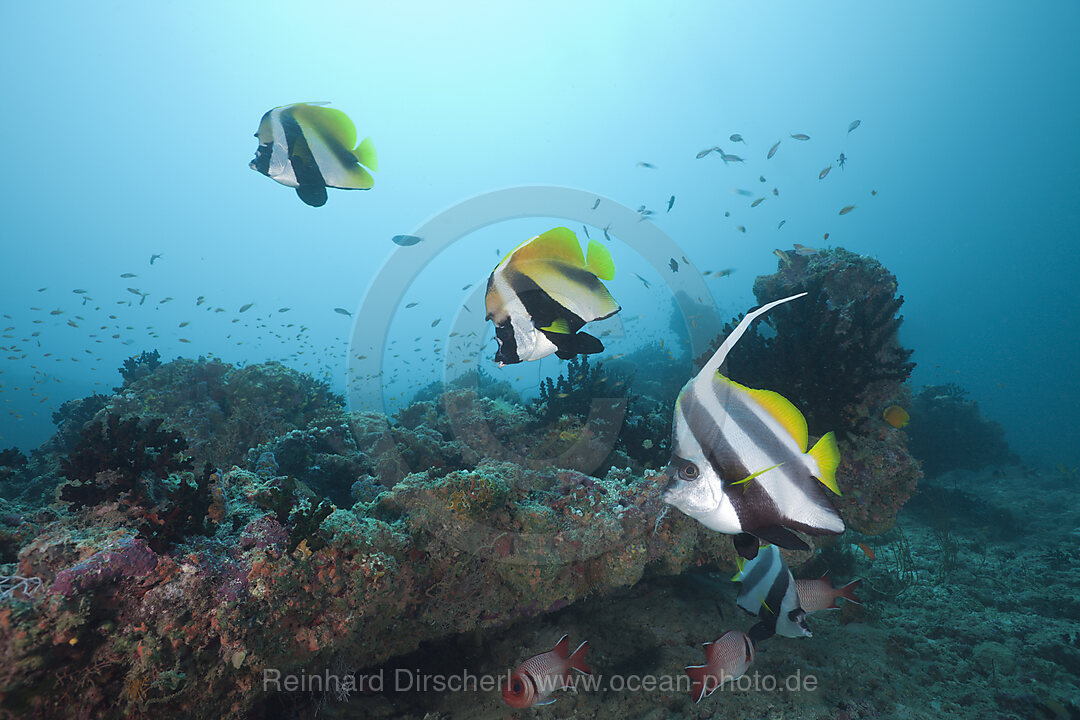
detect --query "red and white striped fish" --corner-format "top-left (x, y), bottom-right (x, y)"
top-left (685, 630), bottom-right (756, 703)
top-left (501, 634), bottom-right (591, 708)
top-left (795, 571), bottom-right (861, 614)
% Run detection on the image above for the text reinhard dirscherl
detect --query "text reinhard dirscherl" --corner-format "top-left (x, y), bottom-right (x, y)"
top-left (262, 668), bottom-right (819, 695)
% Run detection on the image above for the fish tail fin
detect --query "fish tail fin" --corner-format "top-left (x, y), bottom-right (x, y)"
top-left (353, 136), bottom-right (378, 171)
top-left (684, 665), bottom-right (710, 703)
top-left (838, 578), bottom-right (862, 605)
top-left (585, 238), bottom-right (616, 280)
top-left (568, 641), bottom-right (591, 675)
top-left (808, 431), bottom-right (842, 495)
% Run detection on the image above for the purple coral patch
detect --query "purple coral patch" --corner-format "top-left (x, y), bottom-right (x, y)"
top-left (50, 538), bottom-right (158, 597)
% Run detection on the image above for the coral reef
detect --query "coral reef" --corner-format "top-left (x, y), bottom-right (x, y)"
top-left (702, 247), bottom-right (915, 434)
top-left (905, 383), bottom-right (1018, 477)
top-left (696, 247), bottom-right (922, 535)
top-left (0, 326), bottom-right (929, 718)
top-left (117, 349), bottom-right (161, 385)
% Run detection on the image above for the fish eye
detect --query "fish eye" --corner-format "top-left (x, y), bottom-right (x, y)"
top-left (512, 679), bottom-right (523, 692)
top-left (682, 463), bottom-right (699, 479)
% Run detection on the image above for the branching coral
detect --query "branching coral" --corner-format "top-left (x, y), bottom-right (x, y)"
top-left (698, 248), bottom-right (915, 433)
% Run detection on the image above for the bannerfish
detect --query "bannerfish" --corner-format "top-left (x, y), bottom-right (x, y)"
top-left (501, 635), bottom-right (590, 708)
top-left (669, 258), bottom-right (679, 272)
top-left (882, 404), bottom-right (910, 428)
top-left (734, 544), bottom-right (812, 642)
top-left (839, 205), bottom-right (856, 215)
top-left (848, 119), bottom-right (861, 133)
top-left (250, 102), bottom-right (378, 207)
top-left (661, 293), bottom-right (844, 560)
top-left (767, 140), bottom-right (780, 159)
top-left (684, 630), bottom-right (755, 703)
top-left (794, 571), bottom-right (861, 614)
top-left (819, 166), bottom-right (832, 180)
top-left (790, 133), bottom-right (810, 141)
top-left (392, 234), bottom-right (423, 247)
top-left (484, 227), bottom-right (619, 366)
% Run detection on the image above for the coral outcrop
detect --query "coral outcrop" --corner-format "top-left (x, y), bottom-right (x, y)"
top-left (697, 247), bottom-right (922, 534)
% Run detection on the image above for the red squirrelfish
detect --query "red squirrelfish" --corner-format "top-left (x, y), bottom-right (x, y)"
top-left (685, 630), bottom-right (756, 703)
top-left (502, 634), bottom-right (590, 708)
top-left (794, 571), bottom-right (861, 614)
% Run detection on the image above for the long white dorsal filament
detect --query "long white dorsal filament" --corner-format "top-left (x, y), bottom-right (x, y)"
top-left (694, 292), bottom-right (808, 393)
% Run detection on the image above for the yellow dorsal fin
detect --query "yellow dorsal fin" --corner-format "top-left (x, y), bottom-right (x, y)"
top-left (290, 103), bottom-right (357, 150)
top-left (540, 318), bottom-right (571, 334)
top-left (808, 431), bottom-right (842, 495)
top-left (743, 384), bottom-right (809, 452)
top-left (505, 227), bottom-right (585, 268)
top-left (585, 238), bottom-right (616, 280)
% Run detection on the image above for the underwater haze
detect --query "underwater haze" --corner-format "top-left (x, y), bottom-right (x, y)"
top-left (3, 2), bottom-right (1080, 719)
top-left (2, 0), bottom-right (1078, 465)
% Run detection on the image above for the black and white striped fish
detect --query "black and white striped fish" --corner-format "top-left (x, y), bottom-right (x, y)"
top-left (485, 227), bottom-right (619, 366)
top-left (662, 293), bottom-right (844, 559)
top-left (249, 102), bottom-right (378, 207)
top-left (734, 544), bottom-right (811, 642)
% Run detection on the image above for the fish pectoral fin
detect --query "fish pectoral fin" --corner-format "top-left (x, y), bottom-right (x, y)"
top-left (540, 318), bottom-right (572, 334)
top-left (807, 432), bottom-right (842, 495)
top-left (543, 330), bottom-right (604, 359)
top-left (295, 184), bottom-right (328, 207)
top-left (749, 525), bottom-right (809, 552)
top-left (731, 463), bottom-right (785, 487)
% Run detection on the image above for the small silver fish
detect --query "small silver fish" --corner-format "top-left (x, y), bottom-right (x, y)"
top-left (669, 258), bottom-right (679, 272)
top-left (720, 152), bottom-right (744, 164)
top-left (431, 318), bottom-right (441, 327)
top-left (777, 220), bottom-right (786, 229)
top-left (790, 133), bottom-right (810, 141)
top-left (735, 225), bottom-right (746, 233)
top-left (729, 133), bottom-right (744, 143)
top-left (819, 166), bottom-right (832, 180)
top-left (767, 140), bottom-right (780, 159)
top-left (120, 273), bottom-right (137, 278)
top-left (696, 148), bottom-right (715, 159)
top-left (406, 302), bottom-right (419, 308)
top-left (839, 205), bottom-right (856, 215)
top-left (772, 188), bottom-right (779, 196)
top-left (239, 303), bottom-right (254, 313)
top-left (667, 195), bottom-right (675, 212)
top-left (637, 162), bottom-right (656, 169)
top-left (334, 307), bottom-right (352, 316)
top-left (392, 234), bottom-right (423, 246)
top-left (848, 119), bottom-right (861, 133)
top-left (582, 225), bottom-right (591, 239)
top-left (591, 198), bottom-right (601, 210)
top-left (751, 197), bottom-right (765, 208)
